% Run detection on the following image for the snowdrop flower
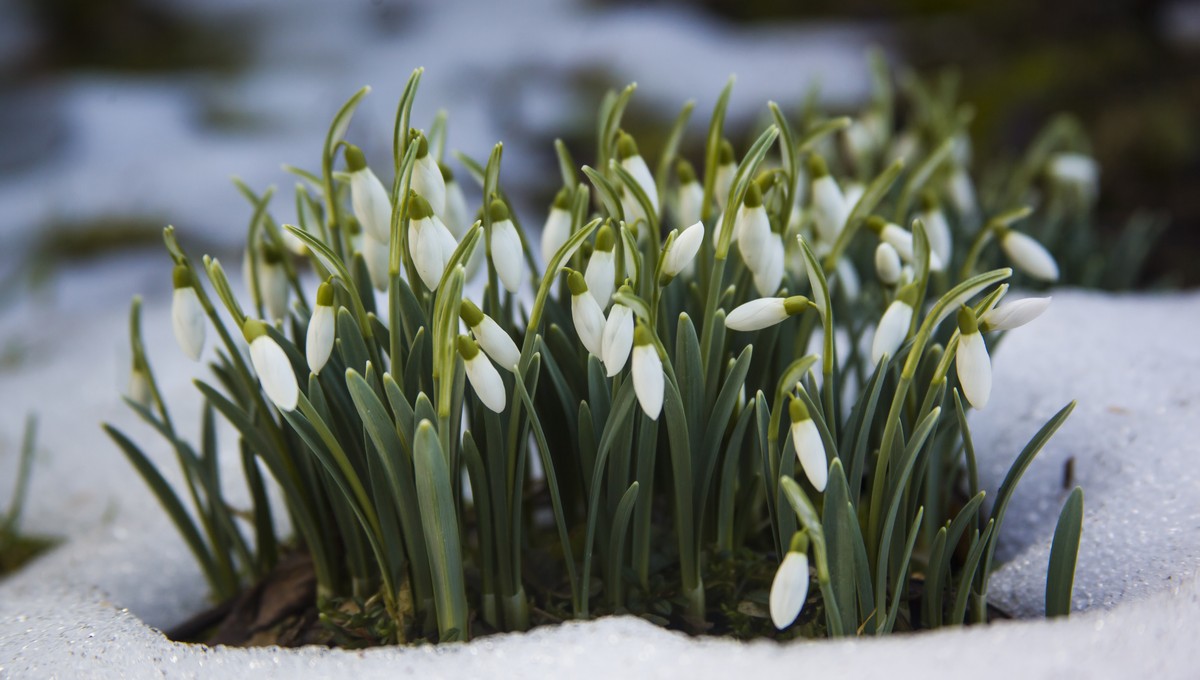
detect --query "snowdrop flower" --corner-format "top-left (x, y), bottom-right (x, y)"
top-left (540, 187), bottom-right (573, 267)
top-left (980, 296), bottom-right (1051, 332)
top-left (362, 234), bottom-right (390, 291)
top-left (947, 167), bottom-right (977, 219)
top-left (886, 129), bottom-right (921, 166)
top-left (866, 217), bottom-right (944, 271)
top-left (753, 233), bottom-right (785, 296)
top-left (260, 243), bottom-right (289, 323)
top-left (489, 199), bottom-right (525, 294)
top-left (835, 258), bottom-right (861, 300)
top-left (955, 306), bottom-right (991, 409)
top-left (171, 265), bottom-right (205, 361)
top-left (410, 132), bottom-right (446, 217)
top-left (344, 144), bottom-right (393, 243)
top-left (567, 271), bottom-right (606, 356)
top-left (458, 335), bottom-right (506, 413)
top-left (674, 159), bottom-right (703, 229)
top-left (790, 396), bottom-right (827, 492)
top-left (843, 182), bottom-right (865, 211)
top-left (617, 131), bottom-right (659, 215)
top-left (460, 299), bottom-right (520, 373)
top-left (661, 221), bottom-right (704, 281)
top-left (129, 364), bottom-right (153, 408)
top-left (306, 281), bottom-right (336, 375)
top-left (870, 283), bottom-right (917, 365)
top-left (919, 191), bottom-right (953, 266)
top-left (585, 225), bottom-right (617, 308)
top-left (618, 183), bottom-right (647, 230)
top-left (726, 295), bottom-right (812, 332)
top-left (244, 319), bottom-right (298, 412)
top-left (601, 300), bottom-right (634, 376)
top-left (1047, 152), bottom-right (1099, 201)
top-left (631, 325), bottom-right (664, 419)
top-left (408, 193), bottom-right (448, 291)
top-left (714, 138), bottom-right (736, 212)
top-left (441, 163), bottom-right (471, 239)
top-left (999, 228), bottom-right (1059, 282)
top-left (736, 182), bottom-right (771, 269)
top-left (874, 242), bottom-right (902, 285)
top-left (808, 154), bottom-right (849, 245)
top-left (770, 533), bottom-right (811, 630)
top-left (843, 118), bottom-right (877, 161)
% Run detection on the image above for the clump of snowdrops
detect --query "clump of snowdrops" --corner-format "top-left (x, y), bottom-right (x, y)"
top-left (106, 64), bottom-right (1085, 644)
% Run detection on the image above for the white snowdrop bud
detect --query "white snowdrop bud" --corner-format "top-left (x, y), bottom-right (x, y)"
top-left (714, 139), bottom-right (736, 211)
top-left (440, 164), bottom-right (471, 239)
top-left (129, 365), bottom-right (153, 408)
top-left (619, 183), bottom-right (647, 229)
top-left (585, 225), bottom-right (617, 308)
top-left (875, 242), bottom-right (902, 285)
top-left (675, 159), bottom-right (704, 229)
top-left (790, 397), bottom-right (827, 492)
top-left (753, 233), bottom-right (785, 296)
top-left (540, 188), bottom-right (573, 267)
top-left (1048, 152), bottom-right (1099, 200)
top-left (601, 300), bottom-right (634, 377)
top-left (662, 221), bottom-right (704, 280)
top-left (408, 193), bottom-right (445, 291)
top-left (362, 234), bottom-right (390, 292)
top-left (980, 296), bottom-right (1051, 332)
top-left (458, 335), bottom-right (506, 413)
top-left (726, 295), bottom-right (811, 332)
top-left (488, 200), bottom-right (525, 294)
top-left (870, 283), bottom-right (917, 366)
top-left (947, 167), bottom-right (977, 219)
top-left (617, 132), bottom-right (659, 215)
top-left (171, 265), bottom-right (205, 361)
top-left (808, 154), bottom-right (849, 245)
top-left (410, 132), bottom-right (446, 217)
top-left (867, 217), bottom-right (943, 271)
top-left (306, 281), bottom-right (336, 375)
top-left (345, 145), bottom-right (393, 244)
top-left (770, 533), bottom-right (811, 630)
top-left (631, 325), bottom-right (664, 420)
top-left (1000, 228), bottom-right (1059, 282)
top-left (956, 306), bottom-right (992, 409)
top-left (736, 182), bottom-right (771, 269)
top-left (568, 271), bottom-right (606, 356)
top-left (460, 299), bottom-right (520, 373)
top-left (260, 244), bottom-right (289, 323)
top-left (244, 319), bottom-right (298, 412)
top-left (919, 191), bottom-right (953, 265)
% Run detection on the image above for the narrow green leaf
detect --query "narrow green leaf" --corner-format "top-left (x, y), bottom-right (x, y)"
top-left (413, 419), bottom-right (469, 641)
top-left (1046, 486), bottom-right (1084, 618)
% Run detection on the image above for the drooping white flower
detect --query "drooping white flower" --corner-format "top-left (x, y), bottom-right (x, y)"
top-left (736, 182), bottom-right (771, 269)
top-left (488, 199), bottom-right (525, 293)
top-left (835, 257), bottom-right (861, 300)
top-left (567, 271), bottom-right (606, 356)
top-left (955, 306), bottom-right (992, 409)
top-left (1047, 152), bottom-right (1099, 201)
top-left (540, 188), bottom-right (573, 267)
top-left (790, 396), bottom-right (827, 492)
top-left (674, 159), bottom-right (704, 229)
top-left (460, 299), bottom-right (520, 372)
top-left (947, 167), bottom-right (977, 219)
top-left (980, 296), bottom-right (1051, 332)
top-left (585, 224), bottom-right (617, 308)
top-left (870, 284), bottom-right (917, 366)
top-left (617, 131), bottom-right (659, 215)
top-left (129, 365), bottom-right (153, 408)
top-left (171, 265), bottom-right (205, 361)
top-left (618, 183), bottom-right (647, 231)
top-left (345, 144), bottom-right (393, 243)
top-left (410, 132), bottom-right (446, 217)
top-left (362, 234), bottom-right (390, 292)
top-left (875, 242), bottom-right (902, 285)
top-left (458, 335), bottom-right (506, 413)
top-left (867, 217), bottom-right (944, 271)
top-left (808, 154), bottom-right (850, 245)
top-left (726, 295), bottom-right (811, 332)
top-left (753, 233), bottom-right (785, 296)
top-left (770, 540), bottom-right (811, 630)
top-left (631, 325), bottom-right (664, 420)
top-left (919, 191), bottom-right (953, 266)
top-left (601, 302), bottom-right (634, 376)
top-left (306, 281), bottom-right (336, 375)
top-left (245, 319), bottom-right (298, 412)
top-left (714, 138), bottom-right (736, 212)
top-left (441, 164), bottom-right (471, 239)
top-left (661, 221), bottom-right (704, 281)
top-left (260, 244), bottom-right (289, 323)
top-left (1000, 228), bottom-right (1059, 282)
top-left (408, 193), bottom-right (446, 291)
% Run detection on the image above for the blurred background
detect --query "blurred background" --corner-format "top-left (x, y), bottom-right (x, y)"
top-left (0, 0), bottom-right (1196, 323)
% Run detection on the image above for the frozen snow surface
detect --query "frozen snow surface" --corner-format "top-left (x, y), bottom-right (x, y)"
top-left (1, 287), bottom-right (1198, 678)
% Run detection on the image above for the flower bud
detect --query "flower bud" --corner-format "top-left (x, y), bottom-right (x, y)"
top-left (585, 225), bottom-right (617, 308)
top-left (171, 265), bottom-right (205, 361)
top-left (631, 325), bottom-right (663, 420)
top-left (601, 302), bottom-right (634, 376)
top-left (714, 139), bottom-right (736, 211)
top-left (874, 242), bottom-right (902, 285)
top-left (306, 281), bottom-right (336, 374)
top-left (345, 144), bottom-right (393, 243)
top-left (458, 335), bottom-right (506, 413)
top-left (789, 396), bottom-right (827, 492)
top-left (726, 295), bottom-right (810, 332)
top-left (1000, 228), bottom-right (1059, 282)
top-left (956, 306), bottom-right (991, 409)
top-left (617, 131), bottom-right (659, 215)
top-left (244, 319), bottom-right (298, 412)
top-left (870, 283), bottom-right (917, 365)
top-left (441, 164), bottom-right (471, 239)
top-left (568, 271), bottom-right (606, 356)
top-left (410, 131), bottom-right (446, 217)
top-left (770, 536), bottom-right (811, 630)
top-left (980, 296), bottom-right (1051, 332)
top-left (808, 154), bottom-right (849, 244)
top-left (488, 199), bottom-right (525, 293)
top-left (661, 221), bottom-right (704, 280)
top-left (461, 299), bottom-right (521, 372)
top-left (675, 159), bottom-right (704, 228)
top-left (540, 187), bottom-right (573, 267)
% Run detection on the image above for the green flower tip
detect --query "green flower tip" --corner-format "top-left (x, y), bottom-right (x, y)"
top-left (957, 305), bottom-right (979, 335)
top-left (552, 186), bottom-right (572, 210)
top-left (488, 199), bottom-right (509, 223)
top-left (344, 144), bottom-right (367, 172)
top-left (316, 281), bottom-right (334, 307)
top-left (744, 181), bottom-right (763, 208)
top-left (566, 270), bottom-right (588, 296)
top-left (242, 318), bottom-right (268, 342)
top-left (788, 396), bottom-right (811, 423)
top-left (408, 191), bottom-right (434, 220)
top-left (676, 159), bottom-right (697, 184)
top-left (595, 224), bottom-right (615, 252)
top-left (456, 334), bottom-right (480, 360)
top-left (754, 171), bottom-right (774, 194)
top-left (783, 295), bottom-right (811, 316)
top-left (896, 281), bottom-right (919, 307)
top-left (865, 215), bottom-right (887, 234)
top-left (262, 242), bottom-right (284, 264)
top-left (633, 324), bottom-right (653, 347)
top-left (409, 129), bottom-right (430, 158)
top-left (787, 530), bottom-right (810, 554)
top-left (439, 162), bottom-right (454, 182)
top-left (171, 264), bottom-right (191, 289)
top-left (718, 138), bottom-right (735, 165)
top-left (460, 299), bottom-right (485, 327)
top-left (807, 153), bottom-right (829, 179)
top-left (347, 215), bottom-right (363, 236)
top-left (919, 189), bottom-right (940, 211)
top-left (616, 131), bottom-right (640, 160)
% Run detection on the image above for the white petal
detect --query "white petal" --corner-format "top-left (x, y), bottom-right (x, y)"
top-left (811, 175), bottom-right (849, 244)
top-left (725, 297), bottom-right (788, 331)
top-left (981, 296), bottom-right (1051, 331)
top-left (957, 331), bottom-right (992, 409)
top-left (350, 168), bottom-right (393, 243)
top-left (540, 208), bottom-right (573, 267)
top-left (261, 263), bottom-right (289, 323)
top-left (362, 234), bottom-right (390, 291)
top-left (736, 205), bottom-right (771, 269)
top-left (491, 219), bottom-right (525, 293)
top-left (870, 300), bottom-right (913, 366)
top-left (663, 221), bottom-right (704, 277)
top-left (475, 316), bottom-right (521, 372)
top-left (250, 335), bottom-right (298, 411)
top-left (875, 242), bottom-right (902, 285)
top-left (1049, 152), bottom-right (1099, 192)
top-left (413, 155), bottom-right (447, 217)
top-left (443, 180), bottom-right (471, 239)
top-left (572, 293), bottom-right (606, 356)
top-left (465, 353), bottom-right (506, 413)
top-left (947, 169), bottom-right (976, 218)
top-left (632, 344), bottom-right (664, 419)
top-left (601, 304), bottom-right (634, 376)
top-left (753, 235), bottom-right (784, 296)
top-left (714, 163), bottom-right (735, 211)
top-left (835, 258), bottom-right (860, 300)
top-left (922, 209), bottom-right (953, 265)
top-left (129, 370), bottom-right (152, 408)
top-left (585, 249), bottom-right (615, 309)
top-left (434, 215), bottom-right (459, 272)
top-left (881, 224), bottom-right (915, 261)
top-left (843, 182), bottom-right (865, 209)
top-left (172, 287), bottom-right (206, 361)
top-left (622, 155), bottom-right (659, 214)
top-left (1002, 231), bottom-right (1059, 282)
top-left (791, 418), bottom-right (828, 492)
top-left (306, 305), bottom-right (335, 375)
top-left (769, 551), bottom-right (810, 630)
top-left (676, 182), bottom-right (703, 228)
top-left (411, 217), bottom-right (444, 291)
